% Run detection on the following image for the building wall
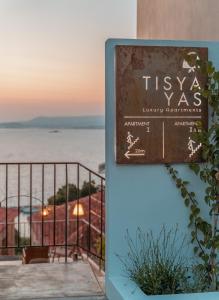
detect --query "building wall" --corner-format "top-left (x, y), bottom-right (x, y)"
top-left (105, 39), bottom-right (219, 300)
top-left (137, 0), bottom-right (219, 40)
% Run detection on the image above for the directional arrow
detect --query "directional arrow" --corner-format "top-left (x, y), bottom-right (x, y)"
top-left (125, 151), bottom-right (145, 159)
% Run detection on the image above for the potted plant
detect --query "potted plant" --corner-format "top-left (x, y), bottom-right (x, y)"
top-left (117, 226), bottom-right (210, 297)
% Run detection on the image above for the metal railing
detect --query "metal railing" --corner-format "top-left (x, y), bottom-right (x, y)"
top-left (0, 162), bottom-right (105, 267)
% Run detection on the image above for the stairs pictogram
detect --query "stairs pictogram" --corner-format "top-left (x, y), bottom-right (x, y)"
top-left (189, 143), bottom-right (202, 158)
top-left (128, 137), bottom-right (139, 150)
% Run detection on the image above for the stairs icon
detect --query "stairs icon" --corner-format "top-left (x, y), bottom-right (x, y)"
top-left (128, 137), bottom-right (139, 150)
top-left (189, 143), bottom-right (202, 158)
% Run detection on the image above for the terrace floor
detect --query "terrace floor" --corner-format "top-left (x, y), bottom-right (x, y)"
top-left (0, 259), bottom-right (106, 300)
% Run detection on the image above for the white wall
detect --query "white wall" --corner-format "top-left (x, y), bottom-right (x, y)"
top-left (137, 0), bottom-right (219, 40)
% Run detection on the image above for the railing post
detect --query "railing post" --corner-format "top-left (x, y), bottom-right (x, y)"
top-left (17, 164), bottom-right (20, 249)
top-left (5, 164), bottom-right (8, 249)
top-left (53, 164), bottom-right (56, 246)
top-left (41, 164), bottom-right (44, 246)
top-left (30, 164), bottom-right (32, 246)
top-left (77, 163), bottom-right (80, 249)
top-left (100, 178), bottom-right (104, 269)
top-left (88, 171), bottom-right (91, 255)
top-left (65, 164), bottom-right (68, 263)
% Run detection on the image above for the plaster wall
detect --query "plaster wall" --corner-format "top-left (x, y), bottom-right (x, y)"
top-left (105, 38), bottom-right (219, 300)
top-left (137, 0), bottom-right (219, 40)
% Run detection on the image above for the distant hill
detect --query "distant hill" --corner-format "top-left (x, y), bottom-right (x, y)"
top-left (0, 116), bottom-right (105, 129)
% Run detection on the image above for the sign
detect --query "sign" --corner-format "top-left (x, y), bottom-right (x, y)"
top-left (116, 45), bottom-right (208, 164)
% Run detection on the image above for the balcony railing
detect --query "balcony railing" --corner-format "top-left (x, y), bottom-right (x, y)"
top-left (0, 162), bottom-right (105, 267)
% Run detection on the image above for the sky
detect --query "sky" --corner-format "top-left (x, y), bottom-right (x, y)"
top-left (0, 0), bottom-right (136, 122)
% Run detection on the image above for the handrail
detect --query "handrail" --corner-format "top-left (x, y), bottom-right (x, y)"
top-left (79, 162), bottom-right (105, 180)
top-left (0, 161), bottom-right (105, 180)
top-left (0, 162), bottom-right (79, 165)
top-left (0, 161), bottom-right (105, 268)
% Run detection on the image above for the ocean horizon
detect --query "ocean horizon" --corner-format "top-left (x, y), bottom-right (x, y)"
top-left (0, 128), bottom-right (104, 170)
top-left (0, 128), bottom-right (105, 207)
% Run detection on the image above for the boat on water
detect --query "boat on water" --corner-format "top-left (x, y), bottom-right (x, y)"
top-left (49, 130), bottom-right (60, 133)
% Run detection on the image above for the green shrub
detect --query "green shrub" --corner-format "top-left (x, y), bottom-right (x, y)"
top-left (95, 236), bottom-right (105, 270)
top-left (117, 226), bottom-right (209, 295)
top-left (80, 180), bottom-right (98, 197)
top-left (95, 235), bottom-right (105, 258)
top-left (15, 233), bottom-right (30, 255)
top-left (48, 183), bottom-right (79, 205)
top-left (47, 180), bottom-right (98, 205)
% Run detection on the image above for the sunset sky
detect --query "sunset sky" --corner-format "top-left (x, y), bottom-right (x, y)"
top-left (0, 0), bottom-right (136, 122)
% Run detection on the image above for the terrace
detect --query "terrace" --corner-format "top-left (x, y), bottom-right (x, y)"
top-left (0, 162), bottom-right (105, 300)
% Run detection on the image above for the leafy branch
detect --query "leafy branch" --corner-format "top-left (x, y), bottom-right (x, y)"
top-left (166, 57), bottom-right (219, 290)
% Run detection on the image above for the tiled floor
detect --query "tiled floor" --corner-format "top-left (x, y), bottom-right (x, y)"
top-left (0, 261), bottom-right (105, 300)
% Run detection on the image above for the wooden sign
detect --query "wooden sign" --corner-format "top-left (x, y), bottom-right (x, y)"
top-left (116, 45), bottom-right (208, 164)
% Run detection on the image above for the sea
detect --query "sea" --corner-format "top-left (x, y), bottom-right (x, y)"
top-left (0, 128), bottom-right (105, 208)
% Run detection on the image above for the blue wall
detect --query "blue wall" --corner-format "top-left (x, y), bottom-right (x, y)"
top-left (105, 39), bottom-right (219, 300)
